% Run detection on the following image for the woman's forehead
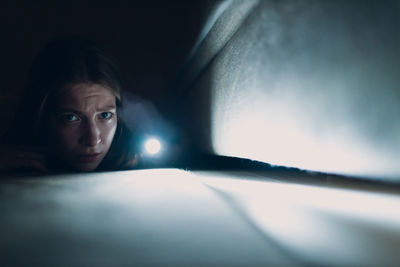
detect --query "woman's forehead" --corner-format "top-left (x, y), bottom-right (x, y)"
top-left (55, 83), bottom-right (116, 109)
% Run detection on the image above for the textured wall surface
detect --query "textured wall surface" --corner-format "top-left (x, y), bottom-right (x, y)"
top-left (178, 0), bottom-right (400, 179)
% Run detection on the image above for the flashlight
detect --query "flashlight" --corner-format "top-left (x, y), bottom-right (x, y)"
top-left (144, 137), bottom-right (162, 155)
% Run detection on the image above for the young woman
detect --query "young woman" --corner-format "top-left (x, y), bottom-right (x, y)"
top-left (0, 37), bottom-right (138, 172)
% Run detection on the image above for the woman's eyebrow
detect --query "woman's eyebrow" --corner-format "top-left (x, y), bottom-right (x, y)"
top-left (56, 105), bottom-right (116, 113)
top-left (57, 108), bottom-right (83, 114)
top-left (98, 105), bottom-right (116, 111)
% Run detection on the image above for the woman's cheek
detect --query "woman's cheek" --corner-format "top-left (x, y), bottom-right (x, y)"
top-left (53, 124), bottom-right (81, 147)
top-left (102, 120), bottom-right (117, 146)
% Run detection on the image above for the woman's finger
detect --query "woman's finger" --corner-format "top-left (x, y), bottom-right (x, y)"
top-left (1, 145), bottom-right (46, 161)
top-left (1, 158), bottom-right (48, 172)
top-left (12, 150), bottom-right (46, 161)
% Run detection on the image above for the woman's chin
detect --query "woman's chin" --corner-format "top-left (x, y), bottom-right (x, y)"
top-left (70, 161), bottom-right (102, 172)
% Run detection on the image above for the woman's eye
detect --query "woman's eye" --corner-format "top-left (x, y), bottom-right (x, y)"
top-left (60, 114), bottom-right (79, 123)
top-left (99, 112), bottom-right (113, 119)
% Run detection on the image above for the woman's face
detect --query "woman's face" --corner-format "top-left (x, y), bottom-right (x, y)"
top-left (47, 83), bottom-right (118, 171)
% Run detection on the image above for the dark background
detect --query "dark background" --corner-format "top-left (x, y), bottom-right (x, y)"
top-left (0, 0), bottom-right (212, 130)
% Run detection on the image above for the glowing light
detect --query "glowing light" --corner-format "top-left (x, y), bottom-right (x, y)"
top-left (144, 138), bottom-right (161, 155)
top-left (211, 89), bottom-right (400, 179)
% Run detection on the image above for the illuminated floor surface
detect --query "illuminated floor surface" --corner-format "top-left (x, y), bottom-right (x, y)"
top-left (1, 168), bottom-right (400, 266)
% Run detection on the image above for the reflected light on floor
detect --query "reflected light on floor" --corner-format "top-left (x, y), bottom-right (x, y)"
top-left (195, 172), bottom-right (400, 264)
top-left (8, 168), bottom-right (399, 265)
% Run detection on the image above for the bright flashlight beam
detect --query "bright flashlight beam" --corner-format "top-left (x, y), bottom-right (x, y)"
top-left (145, 138), bottom-right (161, 155)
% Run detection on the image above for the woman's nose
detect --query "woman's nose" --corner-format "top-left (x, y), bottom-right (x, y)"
top-left (80, 122), bottom-right (101, 147)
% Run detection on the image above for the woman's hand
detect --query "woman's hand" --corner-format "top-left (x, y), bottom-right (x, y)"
top-left (0, 145), bottom-right (48, 172)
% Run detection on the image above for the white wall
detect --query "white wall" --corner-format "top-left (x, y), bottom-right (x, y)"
top-left (178, 0), bottom-right (400, 179)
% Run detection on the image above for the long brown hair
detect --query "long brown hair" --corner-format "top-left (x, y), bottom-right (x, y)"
top-left (9, 36), bottom-right (138, 171)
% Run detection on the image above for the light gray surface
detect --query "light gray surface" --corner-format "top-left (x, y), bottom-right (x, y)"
top-left (1, 169), bottom-right (400, 266)
top-left (0, 170), bottom-right (294, 266)
top-left (178, 0), bottom-right (400, 179)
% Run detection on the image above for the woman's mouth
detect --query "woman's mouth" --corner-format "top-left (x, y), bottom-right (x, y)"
top-left (77, 153), bottom-right (102, 163)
